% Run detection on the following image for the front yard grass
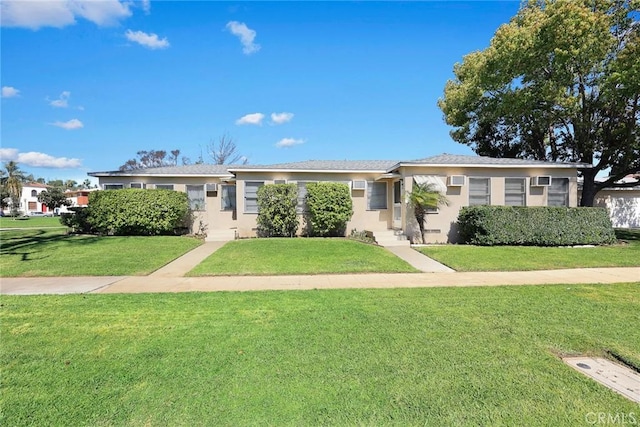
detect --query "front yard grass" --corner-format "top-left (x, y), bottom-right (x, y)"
top-left (0, 216), bottom-right (64, 229)
top-left (417, 229), bottom-right (640, 272)
top-left (2, 283), bottom-right (638, 426)
top-left (188, 238), bottom-right (418, 276)
top-left (0, 228), bottom-right (202, 276)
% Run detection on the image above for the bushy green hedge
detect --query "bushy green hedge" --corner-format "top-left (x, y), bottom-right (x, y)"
top-left (86, 189), bottom-right (190, 235)
top-left (256, 184), bottom-right (298, 237)
top-left (457, 206), bottom-right (616, 246)
top-left (305, 182), bottom-right (353, 237)
top-left (60, 207), bottom-right (93, 233)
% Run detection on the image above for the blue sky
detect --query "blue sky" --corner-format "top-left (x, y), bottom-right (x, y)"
top-left (1, 1), bottom-right (520, 183)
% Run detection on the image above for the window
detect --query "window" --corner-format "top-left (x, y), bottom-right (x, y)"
top-left (505, 178), bottom-right (526, 206)
top-left (221, 184), bottom-right (236, 211)
top-left (244, 181), bottom-right (263, 213)
top-left (28, 201), bottom-right (37, 210)
top-left (31, 190), bottom-right (37, 197)
top-left (368, 181), bottom-right (387, 210)
top-left (130, 182), bottom-right (145, 189)
top-left (103, 184), bottom-right (124, 190)
top-left (155, 184), bottom-right (174, 190)
top-left (186, 185), bottom-right (205, 211)
top-left (296, 181), bottom-right (316, 213)
top-left (548, 178), bottom-right (569, 206)
top-left (393, 181), bottom-right (402, 204)
top-left (469, 178), bottom-right (490, 205)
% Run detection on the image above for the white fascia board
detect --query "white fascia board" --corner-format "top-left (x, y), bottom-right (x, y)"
top-left (387, 162), bottom-right (591, 171)
top-left (228, 168), bottom-right (387, 174)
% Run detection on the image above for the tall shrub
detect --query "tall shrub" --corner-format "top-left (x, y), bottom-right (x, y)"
top-left (88, 189), bottom-right (190, 235)
top-left (256, 184), bottom-right (298, 237)
top-left (305, 182), bottom-right (353, 237)
top-left (458, 206), bottom-right (616, 246)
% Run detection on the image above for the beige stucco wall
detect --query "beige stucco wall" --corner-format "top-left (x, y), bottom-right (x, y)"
top-left (96, 165), bottom-right (580, 242)
top-left (397, 166), bottom-right (579, 243)
top-left (233, 171), bottom-right (392, 237)
top-left (97, 176), bottom-right (237, 235)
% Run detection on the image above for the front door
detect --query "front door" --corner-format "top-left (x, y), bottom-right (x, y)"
top-left (393, 180), bottom-right (402, 229)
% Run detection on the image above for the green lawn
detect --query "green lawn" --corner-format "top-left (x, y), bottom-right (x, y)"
top-left (188, 238), bottom-right (418, 276)
top-left (2, 284), bottom-right (638, 426)
top-left (418, 229), bottom-right (640, 272)
top-left (0, 229), bottom-right (202, 276)
top-left (0, 216), bottom-right (64, 228)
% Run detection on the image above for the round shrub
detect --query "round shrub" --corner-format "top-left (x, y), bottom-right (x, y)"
top-left (305, 182), bottom-right (353, 237)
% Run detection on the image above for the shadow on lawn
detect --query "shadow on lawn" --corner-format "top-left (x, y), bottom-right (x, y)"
top-left (1, 229), bottom-right (103, 261)
top-left (615, 228), bottom-right (640, 242)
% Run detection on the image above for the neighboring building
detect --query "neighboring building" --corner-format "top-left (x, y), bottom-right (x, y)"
top-left (58, 188), bottom-right (96, 214)
top-left (2, 182), bottom-right (51, 215)
top-left (591, 175), bottom-right (640, 229)
top-left (88, 153), bottom-right (589, 243)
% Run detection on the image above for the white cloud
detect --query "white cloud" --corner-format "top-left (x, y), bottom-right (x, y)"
top-left (225, 21), bottom-right (260, 55)
top-left (235, 113), bottom-right (265, 126)
top-left (49, 91), bottom-right (71, 108)
top-left (2, 86), bottom-right (20, 98)
top-left (140, 0), bottom-right (151, 14)
top-left (0, 148), bottom-right (81, 168)
top-left (276, 138), bottom-right (305, 148)
top-left (50, 118), bottom-right (83, 130)
top-left (270, 112), bottom-right (294, 125)
top-left (0, 148), bottom-right (19, 161)
top-left (1, 0), bottom-right (132, 30)
top-left (125, 29), bottom-right (170, 49)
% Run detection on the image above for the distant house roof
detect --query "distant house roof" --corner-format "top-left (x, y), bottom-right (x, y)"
top-left (23, 182), bottom-right (50, 189)
top-left (88, 164), bottom-right (235, 177)
top-left (88, 153), bottom-right (591, 177)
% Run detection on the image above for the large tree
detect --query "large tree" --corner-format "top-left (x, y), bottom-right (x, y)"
top-left (439, 0), bottom-right (639, 206)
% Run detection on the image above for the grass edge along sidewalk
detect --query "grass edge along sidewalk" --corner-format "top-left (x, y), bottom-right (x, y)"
top-left (1, 283), bottom-right (639, 426)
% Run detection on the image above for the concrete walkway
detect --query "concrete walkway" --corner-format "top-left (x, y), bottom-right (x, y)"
top-left (387, 246), bottom-right (454, 273)
top-left (1, 267), bottom-right (638, 295)
top-left (1, 240), bottom-right (639, 295)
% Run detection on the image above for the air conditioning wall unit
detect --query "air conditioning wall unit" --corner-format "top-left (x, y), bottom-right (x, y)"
top-left (206, 183), bottom-right (218, 192)
top-left (531, 176), bottom-right (552, 187)
top-left (274, 179), bottom-right (287, 185)
top-left (447, 175), bottom-right (466, 186)
top-left (351, 180), bottom-right (367, 190)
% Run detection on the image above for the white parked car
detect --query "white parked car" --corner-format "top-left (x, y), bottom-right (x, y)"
top-left (28, 211), bottom-right (54, 217)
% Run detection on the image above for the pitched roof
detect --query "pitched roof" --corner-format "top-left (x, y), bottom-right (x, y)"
top-left (88, 164), bottom-right (235, 177)
top-left (397, 153), bottom-right (591, 168)
top-left (229, 159), bottom-right (399, 172)
top-left (87, 153), bottom-right (591, 177)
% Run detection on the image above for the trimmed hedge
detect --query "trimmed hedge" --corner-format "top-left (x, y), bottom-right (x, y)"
top-left (256, 184), bottom-right (298, 237)
top-left (305, 182), bottom-right (353, 237)
top-left (457, 206), bottom-right (616, 246)
top-left (87, 189), bottom-right (190, 235)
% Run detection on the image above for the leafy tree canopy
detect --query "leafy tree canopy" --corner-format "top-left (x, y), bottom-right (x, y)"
top-left (37, 187), bottom-right (72, 210)
top-left (439, 0), bottom-right (640, 206)
top-left (119, 149), bottom-right (182, 171)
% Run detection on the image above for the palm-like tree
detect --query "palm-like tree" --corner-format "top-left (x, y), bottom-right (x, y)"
top-left (3, 161), bottom-right (25, 216)
top-left (407, 182), bottom-right (449, 244)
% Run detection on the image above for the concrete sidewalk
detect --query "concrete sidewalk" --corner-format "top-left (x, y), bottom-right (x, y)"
top-left (2, 267), bottom-right (638, 295)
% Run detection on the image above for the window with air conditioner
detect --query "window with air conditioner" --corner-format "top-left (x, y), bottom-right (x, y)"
top-left (351, 180), bottom-right (366, 190)
top-left (531, 176), bottom-right (551, 187)
top-left (448, 175), bottom-right (465, 186)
